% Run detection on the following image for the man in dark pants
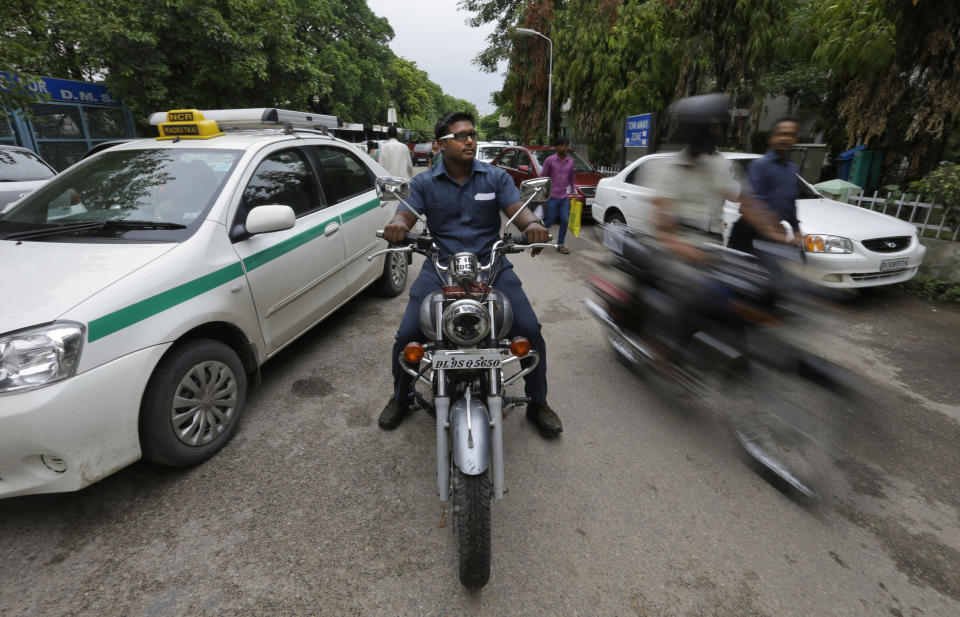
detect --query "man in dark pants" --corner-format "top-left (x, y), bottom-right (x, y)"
top-left (378, 111), bottom-right (563, 438)
top-left (728, 118), bottom-right (802, 253)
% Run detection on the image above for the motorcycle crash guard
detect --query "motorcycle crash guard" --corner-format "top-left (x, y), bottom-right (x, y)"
top-left (450, 396), bottom-right (491, 476)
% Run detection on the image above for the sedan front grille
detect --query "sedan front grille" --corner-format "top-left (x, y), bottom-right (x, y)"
top-left (850, 268), bottom-right (912, 281)
top-left (578, 186), bottom-right (596, 197)
top-left (862, 236), bottom-right (911, 253)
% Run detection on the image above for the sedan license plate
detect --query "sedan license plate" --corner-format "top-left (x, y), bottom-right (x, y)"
top-left (880, 257), bottom-right (909, 271)
top-left (431, 350), bottom-right (502, 370)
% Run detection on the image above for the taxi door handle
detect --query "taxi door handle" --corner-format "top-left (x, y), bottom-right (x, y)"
top-left (324, 222), bottom-right (340, 236)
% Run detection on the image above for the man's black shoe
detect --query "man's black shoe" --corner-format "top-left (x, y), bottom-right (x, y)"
top-left (378, 397), bottom-right (411, 430)
top-left (526, 402), bottom-right (563, 438)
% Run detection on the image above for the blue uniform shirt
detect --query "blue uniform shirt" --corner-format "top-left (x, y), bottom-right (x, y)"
top-left (747, 150), bottom-right (800, 232)
top-left (402, 158), bottom-right (521, 262)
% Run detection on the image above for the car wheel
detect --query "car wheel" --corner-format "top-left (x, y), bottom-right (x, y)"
top-left (605, 210), bottom-right (626, 226)
top-left (139, 339), bottom-right (248, 467)
top-left (374, 249), bottom-right (408, 297)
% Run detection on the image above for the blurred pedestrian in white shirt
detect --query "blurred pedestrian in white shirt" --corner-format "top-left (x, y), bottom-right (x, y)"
top-left (378, 126), bottom-right (413, 179)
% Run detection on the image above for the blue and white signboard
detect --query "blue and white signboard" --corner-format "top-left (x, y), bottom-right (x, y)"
top-left (625, 113), bottom-right (653, 148)
top-left (2, 73), bottom-right (122, 106)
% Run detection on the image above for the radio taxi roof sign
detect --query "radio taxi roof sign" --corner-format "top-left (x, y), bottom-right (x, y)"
top-left (625, 113), bottom-right (653, 148)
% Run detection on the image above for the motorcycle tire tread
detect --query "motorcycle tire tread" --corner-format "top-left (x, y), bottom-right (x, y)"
top-left (457, 470), bottom-right (492, 589)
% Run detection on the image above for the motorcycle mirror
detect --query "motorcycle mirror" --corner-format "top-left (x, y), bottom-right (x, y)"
top-left (376, 177), bottom-right (411, 200)
top-left (519, 177), bottom-right (551, 204)
top-left (376, 176), bottom-right (429, 230)
top-left (505, 177), bottom-right (552, 232)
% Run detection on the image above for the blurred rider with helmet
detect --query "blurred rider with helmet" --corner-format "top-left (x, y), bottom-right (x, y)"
top-left (642, 94), bottom-right (795, 352)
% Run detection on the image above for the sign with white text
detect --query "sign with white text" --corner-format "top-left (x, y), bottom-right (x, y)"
top-left (625, 113), bottom-right (653, 148)
top-left (1, 74), bottom-right (123, 106)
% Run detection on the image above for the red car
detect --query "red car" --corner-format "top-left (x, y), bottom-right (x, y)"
top-left (490, 145), bottom-right (603, 219)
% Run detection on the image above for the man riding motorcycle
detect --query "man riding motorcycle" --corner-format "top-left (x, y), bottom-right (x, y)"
top-left (379, 111), bottom-right (563, 438)
top-left (645, 94), bottom-right (796, 350)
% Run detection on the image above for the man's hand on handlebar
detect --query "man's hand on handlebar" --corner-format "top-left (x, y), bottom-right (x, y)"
top-left (383, 215), bottom-right (412, 245)
top-left (523, 222), bottom-right (549, 256)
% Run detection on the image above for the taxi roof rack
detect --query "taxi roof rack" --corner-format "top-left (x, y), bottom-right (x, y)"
top-left (148, 108), bottom-right (342, 134)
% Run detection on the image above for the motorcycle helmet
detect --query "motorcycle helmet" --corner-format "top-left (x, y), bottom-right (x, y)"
top-left (669, 94), bottom-right (731, 156)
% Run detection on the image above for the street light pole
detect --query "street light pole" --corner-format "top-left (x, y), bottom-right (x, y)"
top-left (513, 27), bottom-right (552, 140)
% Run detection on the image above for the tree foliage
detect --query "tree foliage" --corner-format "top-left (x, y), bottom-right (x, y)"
top-left (462, 0), bottom-right (959, 179)
top-left (809, 0), bottom-right (960, 179)
top-left (1, 0), bottom-right (470, 131)
top-left (555, 0), bottom-right (677, 162)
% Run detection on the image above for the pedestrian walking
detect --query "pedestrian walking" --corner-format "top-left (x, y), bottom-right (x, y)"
top-left (430, 140), bottom-right (441, 167)
top-left (366, 140), bottom-right (379, 161)
top-left (378, 126), bottom-right (414, 179)
top-left (539, 135), bottom-right (576, 254)
top-left (728, 117), bottom-right (802, 253)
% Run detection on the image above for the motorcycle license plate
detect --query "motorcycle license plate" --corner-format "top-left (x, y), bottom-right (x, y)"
top-left (431, 350), bottom-right (502, 370)
top-left (880, 257), bottom-right (908, 271)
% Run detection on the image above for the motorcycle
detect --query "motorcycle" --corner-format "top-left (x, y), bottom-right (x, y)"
top-left (586, 224), bottom-right (856, 498)
top-left (368, 175), bottom-right (556, 589)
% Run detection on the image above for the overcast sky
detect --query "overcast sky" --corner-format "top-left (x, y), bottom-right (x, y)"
top-left (366, 0), bottom-right (507, 116)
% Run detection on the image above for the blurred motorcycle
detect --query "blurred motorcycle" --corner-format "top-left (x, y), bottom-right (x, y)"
top-left (586, 224), bottom-right (857, 498)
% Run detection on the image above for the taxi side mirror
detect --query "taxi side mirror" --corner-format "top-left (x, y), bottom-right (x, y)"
top-left (245, 205), bottom-right (296, 235)
top-left (376, 176), bottom-right (410, 200)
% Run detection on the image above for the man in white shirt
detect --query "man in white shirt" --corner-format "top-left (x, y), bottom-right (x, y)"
top-left (378, 126), bottom-right (414, 179)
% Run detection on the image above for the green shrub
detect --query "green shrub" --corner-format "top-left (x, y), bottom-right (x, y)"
top-left (910, 164), bottom-right (960, 206)
top-left (899, 275), bottom-right (960, 304)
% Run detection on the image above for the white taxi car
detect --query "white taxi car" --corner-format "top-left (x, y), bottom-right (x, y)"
top-left (0, 109), bottom-right (408, 498)
top-left (592, 152), bottom-right (926, 288)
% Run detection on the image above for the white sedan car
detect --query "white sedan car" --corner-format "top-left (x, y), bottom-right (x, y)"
top-left (592, 152), bottom-right (926, 288)
top-left (0, 108), bottom-right (407, 498)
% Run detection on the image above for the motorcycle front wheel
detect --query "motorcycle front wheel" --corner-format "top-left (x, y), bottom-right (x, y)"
top-left (726, 354), bottom-right (854, 499)
top-left (454, 468), bottom-right (492, 589)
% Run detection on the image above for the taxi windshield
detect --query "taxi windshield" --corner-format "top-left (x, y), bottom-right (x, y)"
top-left (531, 149), bottom-right (595, 172)
top-left (0, 148), bottom-right (241, 241)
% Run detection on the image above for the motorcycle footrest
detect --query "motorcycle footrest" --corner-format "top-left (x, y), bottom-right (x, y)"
top-left (503, 396), bottom-right (531, 407)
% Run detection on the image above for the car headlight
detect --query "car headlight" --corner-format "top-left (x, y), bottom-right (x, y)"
top-left (0, 322), bottom-right (85, 395)
top-left (803, 235), bottom-right (853, 254)
top-left (442, 300), bottom-right (491, 346)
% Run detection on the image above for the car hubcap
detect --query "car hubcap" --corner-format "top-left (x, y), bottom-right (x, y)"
top-left (171, 360), bottom-right (238, 446)
top-left (389, 252), bottom-right (405, 287)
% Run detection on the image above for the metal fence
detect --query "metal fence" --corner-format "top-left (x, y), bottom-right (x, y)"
top-left (596, 165), bottom-right (621, 177)
top-left (845, 189), bottom-right (959, 241)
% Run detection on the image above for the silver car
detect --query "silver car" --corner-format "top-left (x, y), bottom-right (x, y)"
top-left (0, 145), bottom-right (56, 211)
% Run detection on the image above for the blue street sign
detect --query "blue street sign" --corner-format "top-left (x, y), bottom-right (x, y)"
top-left (2, 73), bottom-right (122, 106)
top-left (625, 113), bottom-right (653, 148)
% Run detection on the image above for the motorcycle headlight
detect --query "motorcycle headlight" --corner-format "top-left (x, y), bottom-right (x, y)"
top-left (803, 234), bottom-right (853, 254)
top-left (442, 299), bottom-right (490, 346)
top-left (0, 322), bottom-right (85, 395)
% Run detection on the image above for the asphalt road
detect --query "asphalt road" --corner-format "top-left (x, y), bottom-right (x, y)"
top-left (1, 219), bottom-right (959, 617)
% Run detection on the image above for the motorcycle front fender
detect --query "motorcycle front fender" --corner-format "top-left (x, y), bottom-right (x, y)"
top-left (450, 396), bottom-right (491, 476)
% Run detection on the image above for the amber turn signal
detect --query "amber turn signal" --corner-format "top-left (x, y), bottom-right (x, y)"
top-left (509, 337), bottom-right (531, 357)
top-left (403, 342), bottom-right (425, 364)
top-left (804, 235), bottom-right (825, 252)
